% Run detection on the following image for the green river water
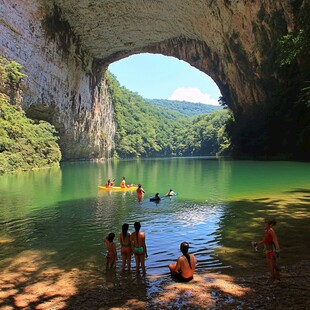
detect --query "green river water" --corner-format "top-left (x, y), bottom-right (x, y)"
top-left (0, 158), bottom-right (309, 290)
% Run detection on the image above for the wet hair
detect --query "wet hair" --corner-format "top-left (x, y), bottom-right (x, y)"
top-left (122, 223), bottom-right (129, 238)
top-left (134, 222), bottom-right (141, 243)
top-left (180, 242), bottom-right (192, 269)
top-left (265, 218), bottom-right (277, 226)
top-left (106, 232), bottom-right (115, 242)
top-left (134, 222), bottom-right (141, 231)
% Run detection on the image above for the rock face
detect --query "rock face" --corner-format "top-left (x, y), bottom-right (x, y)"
top-left (1, 0), bottom-right (115, 160)
top-left (0, 0), bottom-right (304, 159)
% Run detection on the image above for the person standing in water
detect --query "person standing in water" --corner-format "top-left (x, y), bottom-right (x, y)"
top-left (105, 233), bottom-right (117, 269)
top-left (119, 223), bottom-right (132, 272)
top-left (166, 189), bottom-right (175, 196)
top-left (252, 218), bottom-right (281, 284)
top-left (169, 242), bottom-right (196, 282)
top-left (130, 222), bottom-right (148, 273)
top-left (136, 184), bottom-right (145, 202)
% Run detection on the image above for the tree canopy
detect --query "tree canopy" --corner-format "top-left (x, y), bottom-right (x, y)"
top-left (146, 99), bottom-right (222, 117)
top-left (106, 72), bottom-right (230, 158)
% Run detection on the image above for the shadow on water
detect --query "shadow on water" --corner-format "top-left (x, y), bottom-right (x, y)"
top-left (284, 187), bottom-right (310, 194)
top-left (0, 190), bottom-right (310, 309)
top-left (215, 194), bottom-right (310, 270)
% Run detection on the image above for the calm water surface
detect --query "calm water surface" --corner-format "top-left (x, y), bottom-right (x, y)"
top-left (0, 158), bottom-right (309, 279)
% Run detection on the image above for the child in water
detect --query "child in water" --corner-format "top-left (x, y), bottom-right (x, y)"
top-left (105, 232), bottom-right (117, 268)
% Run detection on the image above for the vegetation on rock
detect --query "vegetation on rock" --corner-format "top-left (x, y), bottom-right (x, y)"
top-left (224, 2), bottom-right (310, 160)
top-left (0, 57), bottom-right (61, 174)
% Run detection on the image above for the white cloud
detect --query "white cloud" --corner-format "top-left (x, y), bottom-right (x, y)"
top-left (168, 87), bottom-right (219, 105)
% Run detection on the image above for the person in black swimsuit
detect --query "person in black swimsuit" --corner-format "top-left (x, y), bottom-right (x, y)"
top-left (169, 242), bottom-right (196, 282)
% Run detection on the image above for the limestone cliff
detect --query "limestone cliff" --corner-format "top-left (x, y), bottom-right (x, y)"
top-left (0, 0), bottom-right (306, 159)
top-left (0, 0), bottom-right (115, 160)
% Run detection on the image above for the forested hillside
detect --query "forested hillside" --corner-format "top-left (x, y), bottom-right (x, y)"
top-left (146, 99), bottom-right (222, 117)
top-left (106, 72), bottom-right (230, 158)
top-left (0, 57), bottom-right (231, 174)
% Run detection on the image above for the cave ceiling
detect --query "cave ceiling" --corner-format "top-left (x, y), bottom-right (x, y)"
top-left (46, 0), bottom-right (295, 110)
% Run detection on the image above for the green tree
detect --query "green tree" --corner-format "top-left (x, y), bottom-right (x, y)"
top-left (0, 57), bottom-right (61, 174)
top-left (0, 98), bottom-right (61, 173)
top-left (0, 57), bottom-right (25, 105)
top-left (106, 71), bottom-right (230, 158)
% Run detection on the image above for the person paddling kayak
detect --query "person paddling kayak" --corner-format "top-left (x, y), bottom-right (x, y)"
top-left (120, 177), bottom-right (134, 188)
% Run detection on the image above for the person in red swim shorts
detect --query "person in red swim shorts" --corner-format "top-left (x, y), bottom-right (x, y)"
top-left (119, 223), bottom-right (132, 272)
top-left (252, 218), bottom-right (281, 284)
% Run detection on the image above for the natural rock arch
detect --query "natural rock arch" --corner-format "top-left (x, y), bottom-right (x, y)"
top-left (1, 0), bottom-right (307, 159)
top-left (47, 0), bottom-right (295, 113)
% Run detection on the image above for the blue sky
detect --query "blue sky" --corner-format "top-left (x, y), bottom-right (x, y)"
top-left (108, 53), bottom-right (221, 105)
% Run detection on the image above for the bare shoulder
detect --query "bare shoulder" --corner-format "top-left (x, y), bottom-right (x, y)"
top-left (269, 227), bottom-right (277, 235)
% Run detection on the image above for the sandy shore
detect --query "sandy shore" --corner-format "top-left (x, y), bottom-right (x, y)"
top-left (1, 252), bottom-right (309, 309)
top-left (63, 260), bottom-right (310, 310)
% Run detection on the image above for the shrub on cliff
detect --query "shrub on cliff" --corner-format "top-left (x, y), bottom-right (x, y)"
top-left (0, 57), bottom-right (61, 174)
top-left (0, 57), bottom-right (25, 105)
top-left (0, 97), bottom-right (61, 174)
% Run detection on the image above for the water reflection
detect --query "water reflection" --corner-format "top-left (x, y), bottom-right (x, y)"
top-left (0, 159), bottom-right (309, 296)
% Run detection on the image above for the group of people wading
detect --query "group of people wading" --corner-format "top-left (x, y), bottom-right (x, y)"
top-left (105, 221), bottom-right (196, 282)
top-left (105, 218), bottom-right (281, 284)
top-left (104, 181), bottom-right (280, 284)
top-left (105, 222), bottom-right (148, 274)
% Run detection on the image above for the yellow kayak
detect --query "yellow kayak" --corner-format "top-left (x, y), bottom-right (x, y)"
top-left (98, 185), bottom-right (138, 191)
